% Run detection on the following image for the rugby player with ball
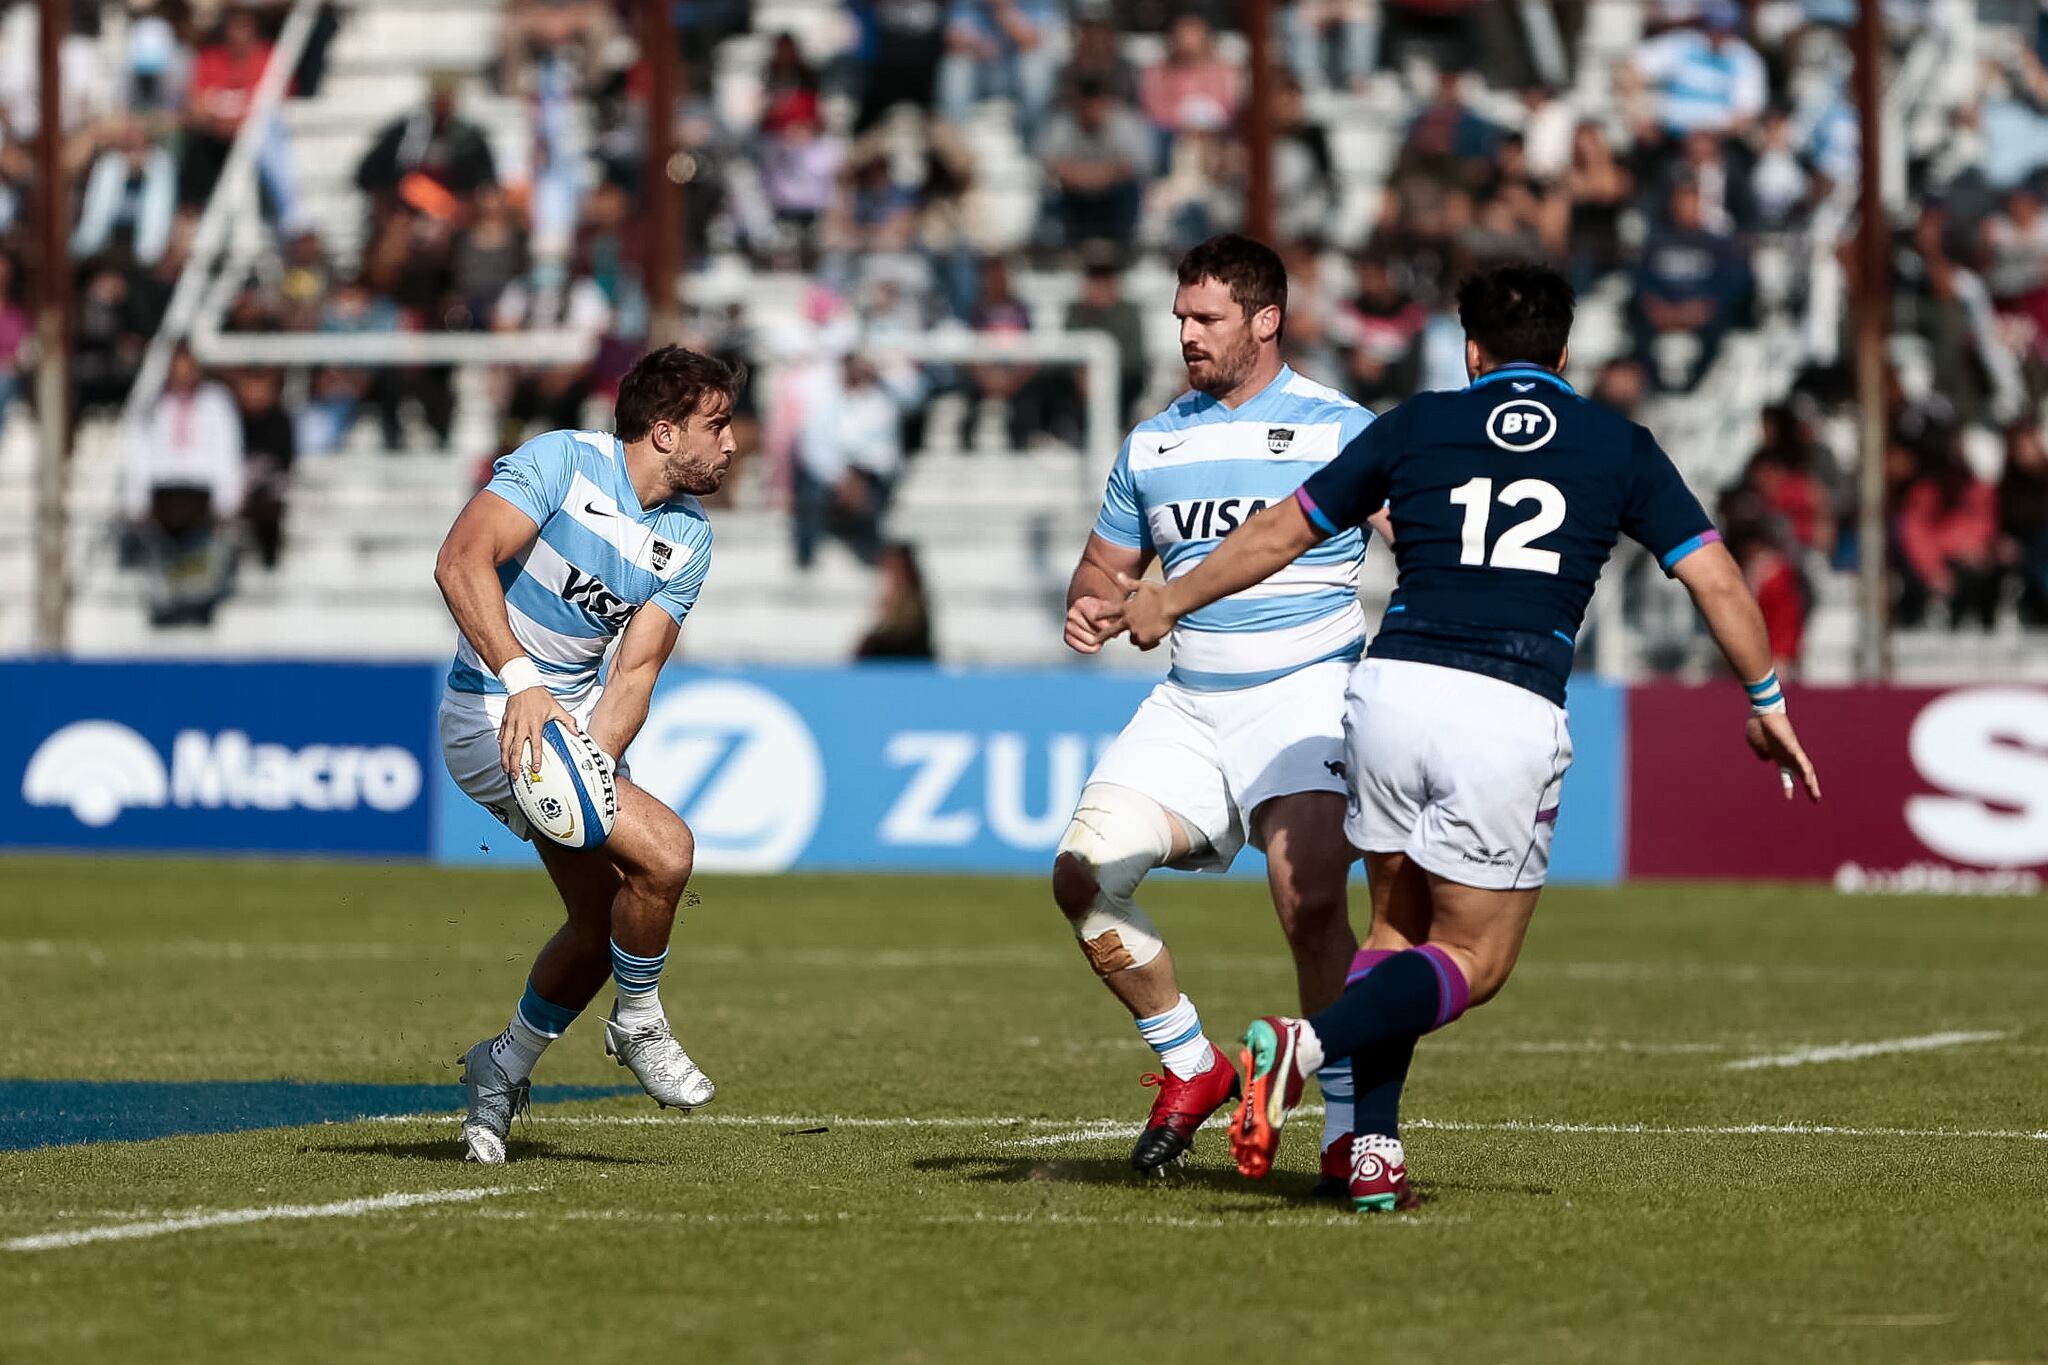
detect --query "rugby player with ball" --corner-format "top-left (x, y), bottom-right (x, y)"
top-left (433, 346), bottom-right (739, 1163)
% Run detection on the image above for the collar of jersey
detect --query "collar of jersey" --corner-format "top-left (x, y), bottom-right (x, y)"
top-left (1468, 363), bottom-right (1574, 394)
top-left (1201, 364), bottom-right (1296, 419)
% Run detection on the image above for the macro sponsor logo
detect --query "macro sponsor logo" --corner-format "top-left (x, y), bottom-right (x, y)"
top-left (1485, 399), bottom-right (1556, 452)
top-left (22, 721), bottom-right (423, 828)
top-left (633, 680), bottom-right (825, 872)
top-left (1903, 687), bottom-right (2048, 869)
top-left (560, 567), bottom-right (634, 626)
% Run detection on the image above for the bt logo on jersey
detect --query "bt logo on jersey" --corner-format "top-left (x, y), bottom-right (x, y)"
top-left (1486, 399), bottom-right (1557, 452)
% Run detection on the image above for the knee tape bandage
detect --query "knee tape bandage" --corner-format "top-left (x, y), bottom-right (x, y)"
top-left (1055, 784), bottom-right (1175, 977)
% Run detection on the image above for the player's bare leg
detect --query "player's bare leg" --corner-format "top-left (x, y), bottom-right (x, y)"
top-left (458, 833), bottom-right (620, 1162)
top-left (1252, 792), bottom-right (1361, 1190)
top-left (1233, 861), bottom-right (1539, 1206)
top-left (594, 777), bottom-right (714, 1109)
top-left (1052, 784), bottom-right (1238, 1174)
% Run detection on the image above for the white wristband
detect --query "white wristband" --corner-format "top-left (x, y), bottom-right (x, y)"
top-left (496, 656), bottom-right (545, 695)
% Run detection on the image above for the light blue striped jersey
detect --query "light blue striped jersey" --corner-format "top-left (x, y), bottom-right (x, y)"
top-left (446, 429), bottom-right (713, 705)
top-left (1095, 367), bottom-right (1375, 690)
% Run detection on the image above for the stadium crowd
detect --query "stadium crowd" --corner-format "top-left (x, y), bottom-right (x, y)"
top-left (1, 0), bottom-right (2047, 650)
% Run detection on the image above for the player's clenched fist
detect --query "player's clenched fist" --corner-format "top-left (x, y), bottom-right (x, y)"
top-left (1115, 572), bottom-right (1175, 650)
top-left (1064, 595), bottom-right (1122, 653)
top-left (498, 683), bottom-right (580, 777)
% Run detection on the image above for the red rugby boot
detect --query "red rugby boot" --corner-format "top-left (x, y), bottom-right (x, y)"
top-left (1311, 1132), bottom-right (1354, 1200)
top-left (1130, 1044), bottom-right (1240, 1175)
top-left (1349, 1133), bottom-right (1420, 1212)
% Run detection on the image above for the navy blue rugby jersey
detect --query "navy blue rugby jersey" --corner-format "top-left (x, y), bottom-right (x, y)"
top-left (1294, 362), bottom-right (1717, 706)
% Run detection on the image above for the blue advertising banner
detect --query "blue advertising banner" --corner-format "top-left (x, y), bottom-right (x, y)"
top-left (436, 664), bottom-right (1625, 884)
top-left (1, 661), bottom-right (437, 857)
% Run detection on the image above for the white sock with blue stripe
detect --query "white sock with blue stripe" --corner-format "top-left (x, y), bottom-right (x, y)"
top-left (1135, 994), bottom-right (1215, 1080)
top-left (610, 940), bottom-right (668, 1029)
top-left (491, 978), bottom-right (581, 1082)
top-left (1317, 1062), bottom-right (1355, 1152)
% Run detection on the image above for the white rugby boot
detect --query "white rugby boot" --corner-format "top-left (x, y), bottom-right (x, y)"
top-left (457, 1038), bottom-right (531, 1164)
top-left (603, 1005), bottom-right (716, 1110)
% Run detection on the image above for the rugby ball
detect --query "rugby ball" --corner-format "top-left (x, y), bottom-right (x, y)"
top-left (511, 721), bottom-right (617, 850)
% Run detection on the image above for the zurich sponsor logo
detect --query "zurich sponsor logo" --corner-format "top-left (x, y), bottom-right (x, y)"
top-left (21, 720), bottom-right (423, 828)
top-left (632, 680), bottom-right (825, 872)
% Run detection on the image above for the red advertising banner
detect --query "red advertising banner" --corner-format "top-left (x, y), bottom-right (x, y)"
top-left (1627, 683), bottom-right (2048, 885)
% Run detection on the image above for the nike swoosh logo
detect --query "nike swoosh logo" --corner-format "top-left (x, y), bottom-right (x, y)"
top-left (584, 501), bottom-right (612, 517)
top-left (1156, 438), bottom-right (1189, 454)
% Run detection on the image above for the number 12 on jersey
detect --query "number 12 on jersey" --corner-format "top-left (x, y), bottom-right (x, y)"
top-left (1450, 476), bottom-right (1565, 574)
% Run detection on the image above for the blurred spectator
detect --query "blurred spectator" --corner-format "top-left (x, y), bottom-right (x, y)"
top-left (1283, 0), bottom-right (1377, 93)
top-left (1038, 77), bottom-right (1151, 250)
top-left (1748, 109), bottom-right (1813, 231)
top-left (1562, 121), bottom-right (1633, 286)
top-left (300, 275), bottom-right (400, 454)
top-left (452, 187), bottom-right (528, 327)
top-left (1063, 250), bottom-right (1147, 424)
top-left (1272, 77), bottom-right (1336, 244)
top-left (232, 368), bottom-right (294, 570)
top-left (1334, 254), bottom-right (1425, 409)
top-left (1721, 496), bottom-right (1809, 667)
top-left (1590, 357), bottom-right (1649, 421)
top-left (1741, 402), bottom-right (1840, 560)
top-left (795, 353), bottom-right (905, 568)
top-left (181, 8), bottom-right (273, 208)
top-left (1981, 184), bottom-right (2048, 370)
top-left (827, 151), bottom-right (921, 257)
top-left (0, 251), bottom-right (27, 426)
top-left (1998, 421), bottom-right (2048, 624)
top-left (72, 119), bottom-right (177, 266)
top-left (1139, 13), bottom-right (1241, 151)
top-left (73, 260), bottom-right (146, 415)
top-left (849, 0), bottom-right (950, 132)
top-left (1895, 431), bottom-right (2000, 629)
top-left (1395, 71), bottom-right (1500, 193)
top-left (498, 0), bottom-right (617, 97)
top-left (1063, 11), bottom-right (1138, 103)
top-left (0, 2), bottom-right (111, 140)
top-left (1279, 235), bottom-right (1342, 384)
top-left (1625, 0), bottom-right (1767, 142)
top-left (124, 1), bottom-right (187, 114)
top-left (1669, 128), bottom-right (1754, 235)
top-left (1630, 178), bottom-right (1752, 391)
top-left (759, 108), bottom-right (844, 240)
top-left (961, 255), bottom-right (1071, 448)
top-left (855, 543), bottom-right (937, 659)
top-left (1155, 123), bottom-right (1246, 252)
top-left (939, 0), bottom-right (1063, 144)
top-left (123, 346), bottom-right (242, 627)
top-left (355, 73), bottom-right (499, 218)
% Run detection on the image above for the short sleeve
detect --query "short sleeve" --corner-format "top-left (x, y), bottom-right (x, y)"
top-left (1622, 426), bottom-right (1719, 574)
top-left (483, 432), bottom-right (573, 529)
top-left (649, 524), bottom-right (713, 627)
top-left (1298, 406), bottom-right (1398, 535)
top-left (1092, 438), bottom-right (1148, 549)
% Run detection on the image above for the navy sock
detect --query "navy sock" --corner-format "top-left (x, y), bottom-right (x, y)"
top-left (1308, 944), bottom-right (1470, 1061)
top-left (1352, 1036), bottom-right (1418, 1139)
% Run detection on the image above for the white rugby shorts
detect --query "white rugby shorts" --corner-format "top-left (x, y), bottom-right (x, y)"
top-left (439, 687), bottom-right (627, 844)
top-left (1342, 658), bottom-right (1571, 890)
top-left (1084, 659), bottom-right (1351, 872)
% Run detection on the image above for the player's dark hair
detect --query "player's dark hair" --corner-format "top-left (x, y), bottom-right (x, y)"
top-left (614, 345), bottom-right (746, 442)
top-left (1176, 234), bottom-right (1288, 326)
top-left (1456, 263), bottom-right (1575, 368)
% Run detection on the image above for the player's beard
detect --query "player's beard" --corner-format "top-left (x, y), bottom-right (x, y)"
top-left (665, 449), bottom-right (730, 496)
top-left (1185, 331), bottom-right (1258, 397)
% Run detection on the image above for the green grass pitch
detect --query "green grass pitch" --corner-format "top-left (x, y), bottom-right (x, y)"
top-left (3, 854), bottom-right (2046, 1362)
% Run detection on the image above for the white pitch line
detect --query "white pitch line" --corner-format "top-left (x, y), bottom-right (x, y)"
top-left (1723, 1031), bottom-right (2010, 1071)
top-left (3, 1186), bottom-right (526, 1253)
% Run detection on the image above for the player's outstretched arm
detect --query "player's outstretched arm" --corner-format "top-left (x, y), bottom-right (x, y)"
top-left (1114, 497), bottom-right (1324, 649)
top-left (1671, 542), bottom-right (1821, 802)
top-left (1066, 533), bottom-right (1151, 654)
top-left (434, 489), bottom-right (577, 776)
top-left (585, 606), bottom-right (681, 763)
